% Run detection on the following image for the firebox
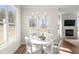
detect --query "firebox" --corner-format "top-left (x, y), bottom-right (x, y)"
top-left (65, 29), bottom-right (74, 36)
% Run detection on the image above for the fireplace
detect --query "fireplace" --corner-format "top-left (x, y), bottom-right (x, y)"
top-left (65, 29), bottom-right (74, 36)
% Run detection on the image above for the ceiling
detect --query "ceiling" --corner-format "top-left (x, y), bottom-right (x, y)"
top-left (20, 5), bottom-right (79, 8)
top-left (20, 5), bottom-right (79, 12)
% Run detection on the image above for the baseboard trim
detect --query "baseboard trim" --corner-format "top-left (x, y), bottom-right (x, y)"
top-left (21, 42), bottom-right (26, 45)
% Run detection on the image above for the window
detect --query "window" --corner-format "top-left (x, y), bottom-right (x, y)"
top-left (0, 5), bottom-right (16, 46)
top-left (29, 14), bottom-right (48, 37)
top-left (41, 16), bottom-right (48, 32)
top-left (8, 6), bottom-right (16, 42)
top-left (0, 6), bottom-right (6, 45)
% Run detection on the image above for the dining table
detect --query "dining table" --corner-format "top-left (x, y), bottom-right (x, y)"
top-left (25, 36), bottom-right (53, 54)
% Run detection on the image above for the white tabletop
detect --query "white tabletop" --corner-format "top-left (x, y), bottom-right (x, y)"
top-left (30, 39), bottom-right (51, 46)
top-left (25, 36), bottom-right (52, 46)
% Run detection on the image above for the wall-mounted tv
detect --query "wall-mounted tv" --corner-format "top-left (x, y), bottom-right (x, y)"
top-left (64, 20), bottom-right (75, 26)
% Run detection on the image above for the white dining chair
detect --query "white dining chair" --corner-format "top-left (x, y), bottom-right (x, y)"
top-left (43, 33), bottom-right (54, 54)
top-left (25, 36), bottom-right (41, 54)
top-left (53, 37), bottom-right (62, 54)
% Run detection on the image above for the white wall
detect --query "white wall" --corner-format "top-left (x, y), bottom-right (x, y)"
top-left (16, 6), bottom-right (21, 42)
top-left (77, 13), bottom-right (79, 38)
top-left (0, 6), bottom-right (21, 54)
top-left (21, 6), bottom-right (59, 44)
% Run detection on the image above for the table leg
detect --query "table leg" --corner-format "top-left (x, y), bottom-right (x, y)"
top-left (41, 46), bottom-right (44, 54)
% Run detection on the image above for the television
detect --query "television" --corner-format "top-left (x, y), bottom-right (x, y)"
top-left (64, 20), bottom-right (75, 26)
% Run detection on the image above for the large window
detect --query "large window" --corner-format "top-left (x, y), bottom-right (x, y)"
top-left (41, 16), bottom-right (48, 32)
top-left (8, 6), bottom-right (16, 42)
top-left (29, 14), bottom-right (48, 37)
top-left (0, 6), bottom-right (6, 45)
top-left (0, 5), bottom-right (16, 46)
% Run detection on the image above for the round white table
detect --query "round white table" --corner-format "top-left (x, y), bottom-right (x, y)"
top-left (25, 36), bottom-right (53, 54)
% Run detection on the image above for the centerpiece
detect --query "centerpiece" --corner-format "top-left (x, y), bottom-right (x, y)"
top-left (39, 33), bottom-right (46, 40)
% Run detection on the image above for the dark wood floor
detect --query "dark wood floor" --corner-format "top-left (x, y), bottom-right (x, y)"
top-left (14, 44), bottom-right (26, 54)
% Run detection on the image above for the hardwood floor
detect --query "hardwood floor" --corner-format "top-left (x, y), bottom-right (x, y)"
top-left (14, 40), bottom-right (79, 54)
top-left (60, 40), bottom-right (79, 54)
top-left (14, 44), bottom-right (26, 54)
